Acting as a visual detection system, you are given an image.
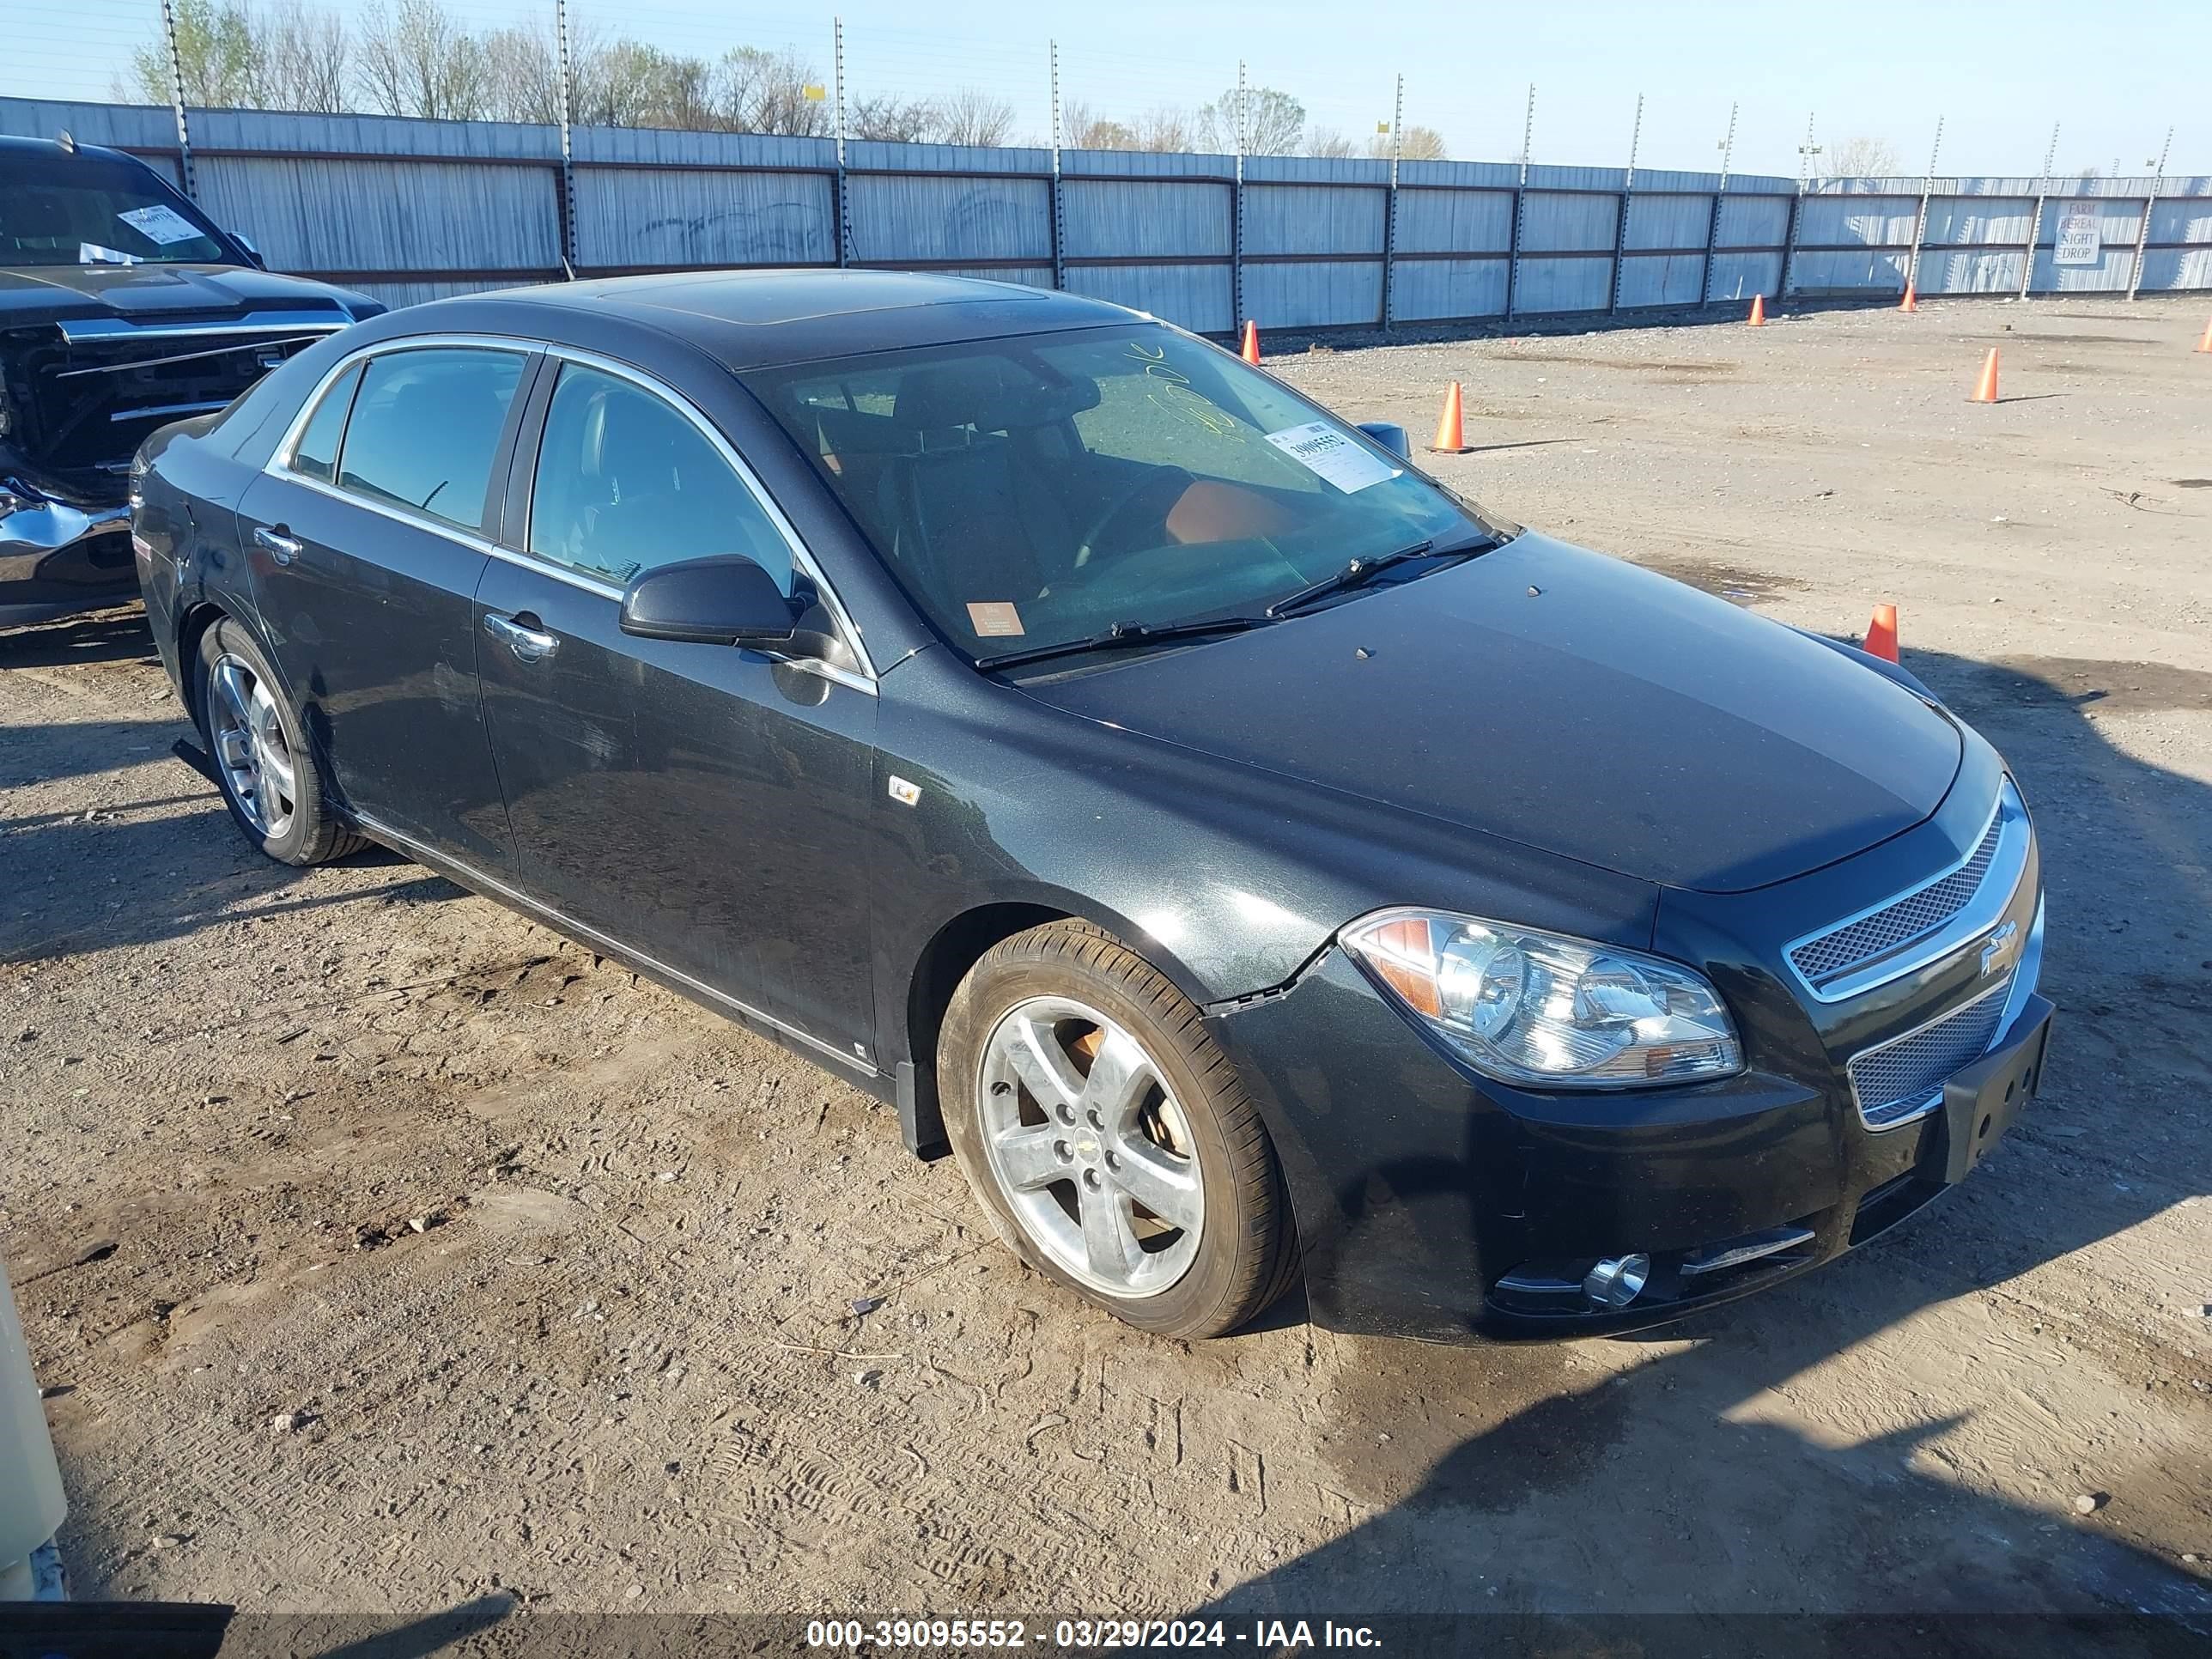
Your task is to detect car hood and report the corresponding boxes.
[1016,533,1963,895]
[0,262,374,325]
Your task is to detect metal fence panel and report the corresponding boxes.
[846,172,1050,264]
[1512,254,1613,312]
[1063,263,1233,333]
[1922,198,2035,245]
[1794,195,1917,247]
[1617,252,1707,307]
[573,167,833,270]
[1920,250,2027,294]
[1391,258,1509,320]
[193,155,559,276]
[1243,259,1382,329]
[1243,185,1386,256]
[1395,189,1514,254]
[1624,193,1713,252]
[1061,180,1229,258]
[1518,192,1620,253]
[1714,194,1790,247]
[1708,251,1784,301]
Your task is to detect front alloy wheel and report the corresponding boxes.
[977,995,1205,1298]
[939,920,1297,1338]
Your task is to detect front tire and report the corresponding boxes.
[939,921,1297,1339]
[192,618,362,866]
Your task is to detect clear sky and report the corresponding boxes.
[5,0,2206,179]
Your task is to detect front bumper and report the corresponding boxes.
[0,486,136,626]
[1213,949,2052,1343]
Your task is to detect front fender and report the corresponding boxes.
[868,647,1659,1069]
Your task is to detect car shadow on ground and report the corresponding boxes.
[0,605,159,672]
[1194,643,2212,1645]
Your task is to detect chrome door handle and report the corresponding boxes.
[483,611,559,664]
[254,526,302,565]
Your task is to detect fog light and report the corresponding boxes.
[1583,1254,1650,1309]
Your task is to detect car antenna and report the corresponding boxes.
[56,129,76,154]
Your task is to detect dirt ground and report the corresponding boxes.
[3,294,2210,1636]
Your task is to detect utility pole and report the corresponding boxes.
[159,0,197,201]
[2129,125,2172,301]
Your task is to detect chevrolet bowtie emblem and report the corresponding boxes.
[1978,921,2020,977]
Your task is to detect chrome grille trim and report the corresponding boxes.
[1846,975,2013,1130]
[1785,780,2030,1002]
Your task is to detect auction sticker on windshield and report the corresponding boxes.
[1264,422,1400,494]
[118,204,203,246]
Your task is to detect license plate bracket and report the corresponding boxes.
[1937,994,2055,1184]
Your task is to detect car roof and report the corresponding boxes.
[387,270,1143,373]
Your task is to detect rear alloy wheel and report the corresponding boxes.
[192,618,363,866]
[940,921,1297,1338]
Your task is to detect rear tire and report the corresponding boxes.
[192,618,362,866]
[939,920,1297,1339]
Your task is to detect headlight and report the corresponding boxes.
[1340,908,1742,1088]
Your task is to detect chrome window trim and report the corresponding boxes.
[534,343,878,684]
[353,811,876,1079]
[262,331,878,696]
[1784,780,2031,1004]
[1845,974,2014,1132]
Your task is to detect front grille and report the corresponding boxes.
[1846,976,2011,1128]
[1790,805,2003,986]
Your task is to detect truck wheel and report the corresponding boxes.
[939,920,1297,1338]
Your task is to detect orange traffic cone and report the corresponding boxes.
[1899,281,1917,313]
[2196,316,2212,353]
[1864,603,1899,664]
[1747,294,1766,326]
[1429,382,1473,454]
[1240,319,1261,364]
[1970,348,2001,404]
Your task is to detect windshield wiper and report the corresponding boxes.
[975,614,1272,673]
[1265,536,1493,619]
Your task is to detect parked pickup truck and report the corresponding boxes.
[2,132,381,628]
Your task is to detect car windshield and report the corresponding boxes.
[0,149,232,267]
[743,325,1509,661]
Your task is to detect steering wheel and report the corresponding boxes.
[1072,467,1196,569]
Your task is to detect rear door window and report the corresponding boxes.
[337,347,526,532]
[289,361,362,485]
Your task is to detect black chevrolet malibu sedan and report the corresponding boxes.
[132,271,2051,1344]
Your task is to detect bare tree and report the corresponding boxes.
[247,0,349,112]
[1368,123,1446,161]
[1828,135,1903,178]
[1133,105,1198,153]
[1197,84,1303,155]
[481,20,565,125]
[935,88,1016,148]
[717,46,829,137]
[848,94,939,144]
[356,0,490,119]
[1304,126,1358,159]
